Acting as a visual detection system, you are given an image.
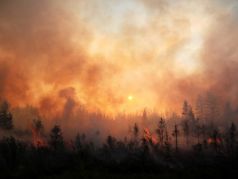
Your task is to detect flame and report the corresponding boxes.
[31,125,47,148]
[151,134,158,145]
[207,137,222,144]
[143,128,158,145]
[143,128,151,141]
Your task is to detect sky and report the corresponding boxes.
[0,0,238,118]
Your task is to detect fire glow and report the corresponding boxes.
[0,0,238,120]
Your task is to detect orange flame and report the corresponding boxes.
[207,137,222,144]
[143,128,158,145]
[31,125,47,148]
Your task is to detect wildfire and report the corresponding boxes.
[143,128,151,141]
[31,125,47,148]
[207,138,222,144]
[143,128,158,145]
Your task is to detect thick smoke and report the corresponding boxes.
[201,13,238,106]
[0,0,238,137]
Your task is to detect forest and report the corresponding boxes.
[0,93,238,179]
[1,0,238,178]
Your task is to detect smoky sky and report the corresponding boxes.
[0,0,238,119]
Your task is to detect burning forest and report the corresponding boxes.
[0,0,238,178]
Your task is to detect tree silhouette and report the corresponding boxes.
[156,118,166,147]
[141,131,150,162]
[181,100,196,147]
[75,133,83,153]
[142,108,147,127]
[194,119,202,144]
[0,101,13,130]
[182,100,195,121]
[182,120,190,147]
[133,123,139,139]
[31,118,45,147]
[172,124,179,152]
[210,129,221,153]
[49,125,64,150]
[164,128,171,157]
[200,124,207,147]
[106,135,116,151]
[130,123,139,149]
[33,119,44,132]
[0,136,17,168]
[225,122,236,154]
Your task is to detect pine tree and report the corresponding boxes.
[226,123,236,154]
[33,119,44,135]
[182,120,190,147]
[156,118,166,147]
[210,129,221,153]
[0,101,13,130]
[49,125,64,150]
[181,100,195,147]
[182,100,189,120]
[133,123,139,147]
[142,108,147,127]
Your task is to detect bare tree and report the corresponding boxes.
[156,118,166,147]
[133,123,139,148]
[182,120,190,147]
[172,124,179,152]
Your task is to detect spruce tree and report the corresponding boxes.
[0,101,13,130]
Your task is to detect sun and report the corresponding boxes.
[127,95,134,101]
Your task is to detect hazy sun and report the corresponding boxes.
[128,95,134,101]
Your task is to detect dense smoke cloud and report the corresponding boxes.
[0,0,238,133]
[201,12,238,106]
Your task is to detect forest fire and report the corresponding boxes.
[151,134,158,145]
[143,128,151,141]
[207,137,222,145]
[0,0,238,178]
[0,0,238,118]
[143,128,158,145]
[31,126,47,148]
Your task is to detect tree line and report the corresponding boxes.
[0,98,238,178]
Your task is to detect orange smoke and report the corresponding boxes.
[0,0,238,124]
